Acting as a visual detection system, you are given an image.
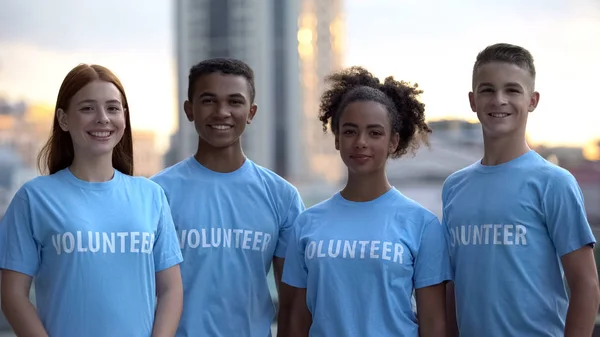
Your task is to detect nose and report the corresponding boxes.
[490,91,508,107]
[355,132,368,149]
[96,107,110,124]
[215,103,232,118]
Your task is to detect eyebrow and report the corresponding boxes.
[478,82,524,89]
[77,99,121,105]
[341,122,385,128]
[198,92,247,100]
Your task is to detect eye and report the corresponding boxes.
[370,131,383,137]
[342,129,355,135]
[201,99,216,104]
[479,88,493,93]
[507,88,521,94]
[230,99,243,105]
[80,106,93,112]
[107,106,121,113]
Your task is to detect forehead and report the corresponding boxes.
[474,62,533,88]
[193,72,251,98]
[71,80,122,103]
[340,101,389,126]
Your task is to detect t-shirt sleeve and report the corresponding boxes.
[414,216,453,289]
[153,188,183,272]
[441,211,456,277]
[275,190,305,258]
[282,216,308,288]
[0,189,40,277]
[544,172,595,257]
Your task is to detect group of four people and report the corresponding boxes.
[0,42,598,337]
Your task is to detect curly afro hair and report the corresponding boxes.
[318,66,431,158]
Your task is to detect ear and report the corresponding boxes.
[246,103,258,125]
[184,100,194,122]
[57,108,69,131]
[528,91,540,112]
[468,92,476,113]
[389,132,400,155]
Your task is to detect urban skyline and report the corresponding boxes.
[0,0,598,152]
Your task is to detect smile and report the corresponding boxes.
[488,113,511,118]
[87,131,113,139]
[209,124,233,130]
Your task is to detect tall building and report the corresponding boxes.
[172,0,300,178]
[297,0,345,183]
[171,1,345,184]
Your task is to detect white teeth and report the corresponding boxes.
[490,113,508,118]
[89,131,111,137]
[211,125,232,130]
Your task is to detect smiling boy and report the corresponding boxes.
[151,58,305,337]
[443,43,600,337]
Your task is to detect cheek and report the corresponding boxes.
[111,114,127,130]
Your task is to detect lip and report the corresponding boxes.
[207,124,234,130]
[487,112,512,118]
[86,130,114,138]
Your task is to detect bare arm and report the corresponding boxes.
[416,283,447,337]
[562,245,600,337]
[274,257,296,337]
[445,281,459,337]
[1,270,48,337]
[289,287,311,337]
[151,265,183,337]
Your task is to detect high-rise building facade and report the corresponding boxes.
[297,0,345,183]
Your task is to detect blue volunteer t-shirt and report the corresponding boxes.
[442,150,596,337]
[282,188,451,337]
[0,168,183,337]
[151,157,305,337]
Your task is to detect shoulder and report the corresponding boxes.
[442,162,478,196]
[291,196,336,230]
[150,158,191,188]
[247,160,301,200]
[15,171,70,200]
[390,190,439,226]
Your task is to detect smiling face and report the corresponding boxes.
[469,62,540,139]
[57,80,126,158]
[336,101,399,175]
[184,72,257,150]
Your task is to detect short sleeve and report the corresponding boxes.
[0,190,40,277]
[441,211,456,275]
[274,190,305,258]
[153,189,183,272]
[414,217,453,289]
[282,216,308,288]
[544,172,595,257]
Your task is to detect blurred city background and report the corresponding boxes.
[0,0,599,335]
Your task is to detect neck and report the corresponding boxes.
[341,169,391,202]
[482,131,530,166]
[69,152,115,182]
[194,138,246,173]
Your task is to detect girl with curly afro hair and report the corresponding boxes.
[282,66,451,336]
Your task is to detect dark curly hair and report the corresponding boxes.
[188,58,255,102]
[319,66,431,158]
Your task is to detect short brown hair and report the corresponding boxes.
[472,43,536,87]
[37,64,134,175]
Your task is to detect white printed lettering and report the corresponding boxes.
[305,240,406,264]
[449,224,528,247]
[177,228,274,252]
[52,231,155,255]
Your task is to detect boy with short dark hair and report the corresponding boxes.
[443,43,600,337]
[152,58,305,337]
